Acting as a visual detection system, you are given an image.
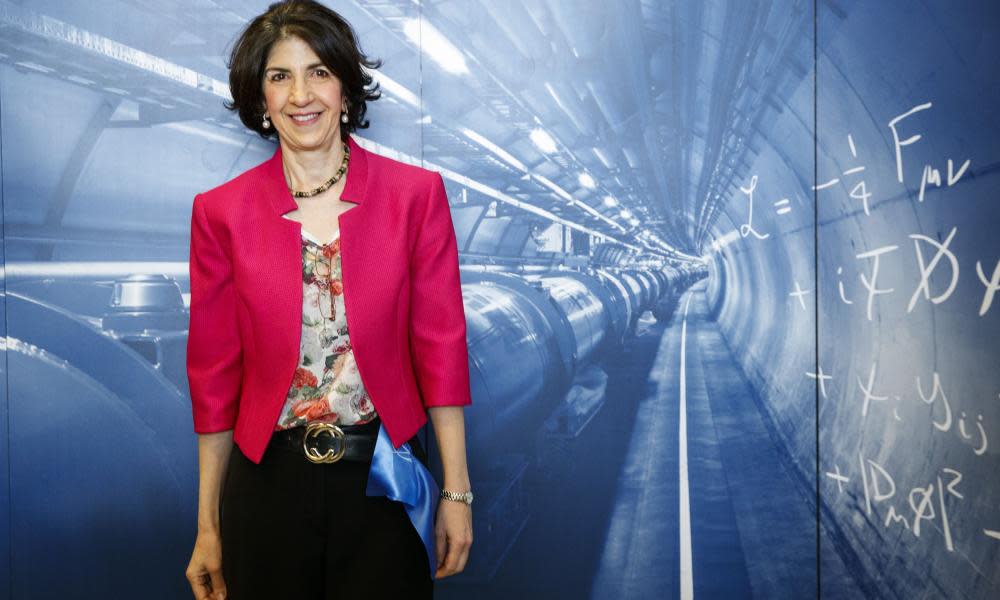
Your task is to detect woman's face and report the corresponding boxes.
[262,35,346,153]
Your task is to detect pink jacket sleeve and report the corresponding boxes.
[187,193,243,432]
[408,172,473,409]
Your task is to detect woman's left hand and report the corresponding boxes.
[434,498,473,579]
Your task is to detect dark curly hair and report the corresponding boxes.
[224,0,382,142]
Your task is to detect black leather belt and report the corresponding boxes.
[271,418,380,463]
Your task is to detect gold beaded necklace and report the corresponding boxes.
[289,142,350,198]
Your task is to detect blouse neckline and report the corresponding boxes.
[282,214,340,246]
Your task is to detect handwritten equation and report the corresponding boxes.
[734,102,999,319]
[736,100,1000,564]
[738,101,972,228]
[806,366,991,457]
[783,225,999,319]
[824,458,974,552]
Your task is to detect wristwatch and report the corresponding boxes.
[440,488,474,505]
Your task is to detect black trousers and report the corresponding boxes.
[220,422,434,599]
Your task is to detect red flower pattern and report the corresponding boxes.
[291,367,318,389]
[274,228,377,430]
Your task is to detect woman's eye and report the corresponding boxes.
[268,72,286,82]
[314,69,329,77]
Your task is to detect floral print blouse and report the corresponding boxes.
[274,217,378,430]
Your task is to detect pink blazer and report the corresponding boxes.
[186,134,472,464]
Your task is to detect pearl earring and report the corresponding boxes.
[341,110,349,124]
[262,113,270,129]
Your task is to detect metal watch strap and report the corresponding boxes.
[440,489,474,505]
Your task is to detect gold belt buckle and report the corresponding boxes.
[303,422,346,463]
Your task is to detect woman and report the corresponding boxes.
[184,1,473,598]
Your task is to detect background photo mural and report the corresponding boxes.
[0,0,996,598]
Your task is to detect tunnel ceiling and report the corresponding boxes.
[1,0,812,260]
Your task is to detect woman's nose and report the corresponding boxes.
[289,78,311,104]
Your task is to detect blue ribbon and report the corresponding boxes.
[365,423,439,578]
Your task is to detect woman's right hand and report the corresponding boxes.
[188,431,235,598]
[186,529,227,600]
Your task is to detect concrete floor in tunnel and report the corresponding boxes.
[439,280,862,599]
[589,280,859,599]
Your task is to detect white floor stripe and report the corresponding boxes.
[679,292,695,600]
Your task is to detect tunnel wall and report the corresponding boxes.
[709,1,1000,598]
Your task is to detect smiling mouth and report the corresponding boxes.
[290,112,321,123]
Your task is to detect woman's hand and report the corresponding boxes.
[426,406,472,578]
[186,529,227,600]
[434,499,473,579]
